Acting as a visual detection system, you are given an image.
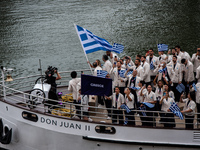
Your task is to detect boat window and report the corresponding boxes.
[95,125,116,134]
[22,111,38,122]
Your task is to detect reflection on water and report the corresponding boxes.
[0,0,200,77]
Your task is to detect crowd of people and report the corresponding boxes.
[68,45,200,129]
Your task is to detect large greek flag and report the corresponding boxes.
[75,25,124,54]
[157,44,168,52]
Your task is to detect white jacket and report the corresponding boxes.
[110,67,127,87]
[68,78,81,100]
[191,53,200,73]
[110,93,125,108]
[102,60,112,73]
[146,55,159,76]
[196,66,200,82]
[126,75,142,88]
[182,61,194,82]
[169,62,182,83]
[93,66,102,76]
[141,61,151,82]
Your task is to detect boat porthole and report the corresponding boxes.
[95,125,116,134]
[22,111,38,122]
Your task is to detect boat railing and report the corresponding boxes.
[0,83,199,129]
[0,70,200,129]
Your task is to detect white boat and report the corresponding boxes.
[0,67,200,150]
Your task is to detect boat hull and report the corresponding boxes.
[0,101,200,150]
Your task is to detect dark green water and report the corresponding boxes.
[0,0,200,77]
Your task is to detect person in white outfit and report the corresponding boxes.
[146,48,159,83]
[191,48,200,81]
[180,92,196,129]
[105,87,125,124]
[141,56,151,86]
[106,51,119,65]
[110,61,127,95]
[181,58,194,96]
[77,89,92,122]
[159,91,175,127]
[124,87,135,125]
[68,71,81,117]
[93,62,102,76]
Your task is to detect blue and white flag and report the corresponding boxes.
[97,70,108,78]
[127,70,133,76]
[120,104,131,113]
[112,43,124,54]
[75,25,124,54]
[119,70,126,78]
[176,83,185,93]
[169,102,184,120]
[150,61,154,70]
[157,44,168,52]
[139,106,147,116]
[131,87,140,90]
[158,67,167,73]
[192,83,197,92]
[143,102,154,108]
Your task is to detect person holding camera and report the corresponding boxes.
[45,66,61,110]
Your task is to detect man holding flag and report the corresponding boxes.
[110,61,127,95]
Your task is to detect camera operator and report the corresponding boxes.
[45,66,61,110]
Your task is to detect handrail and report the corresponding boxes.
[0,69,199,129]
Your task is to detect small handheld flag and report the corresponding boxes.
[157,44,168,52]
[150,61,154,70]
[120,104,131,113]
[192,83,197,92]
[169,102,184,120]
[97,70,108,78]
[176,83,185,93]
[143,102,154,108]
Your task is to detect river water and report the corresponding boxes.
[0,0,200,78]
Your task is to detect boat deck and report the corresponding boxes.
[2,85,199,129]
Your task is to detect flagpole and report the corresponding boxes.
[74,24,93,74]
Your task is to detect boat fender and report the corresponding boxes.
[0,119,12,144]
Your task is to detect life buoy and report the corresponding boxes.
[0,119,12,144]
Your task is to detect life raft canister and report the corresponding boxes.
[0,119,12,144]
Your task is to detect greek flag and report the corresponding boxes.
[112,43,124,54]
[158,67,167,73]
[169,102,184,120]
[119,70,126,78]
[176,83,185,93]
[75,25,124,54]
[120,104,131,113]
[158,44,168,52]
[192,83,197,92]
[139,106,147,116]
[150,61,154,70]
[143,102,154,108]
[131,87,140,90]
[124,117,128,125]
[97,70,108,78]
[127,70,133,76]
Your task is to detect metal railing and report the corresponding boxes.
[0,70,200,129]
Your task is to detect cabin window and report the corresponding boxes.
[22,111,38,122]
[95,125,116,134]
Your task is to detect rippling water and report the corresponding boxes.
[0,0,200,77]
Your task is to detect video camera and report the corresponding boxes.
[45,66,58,76]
